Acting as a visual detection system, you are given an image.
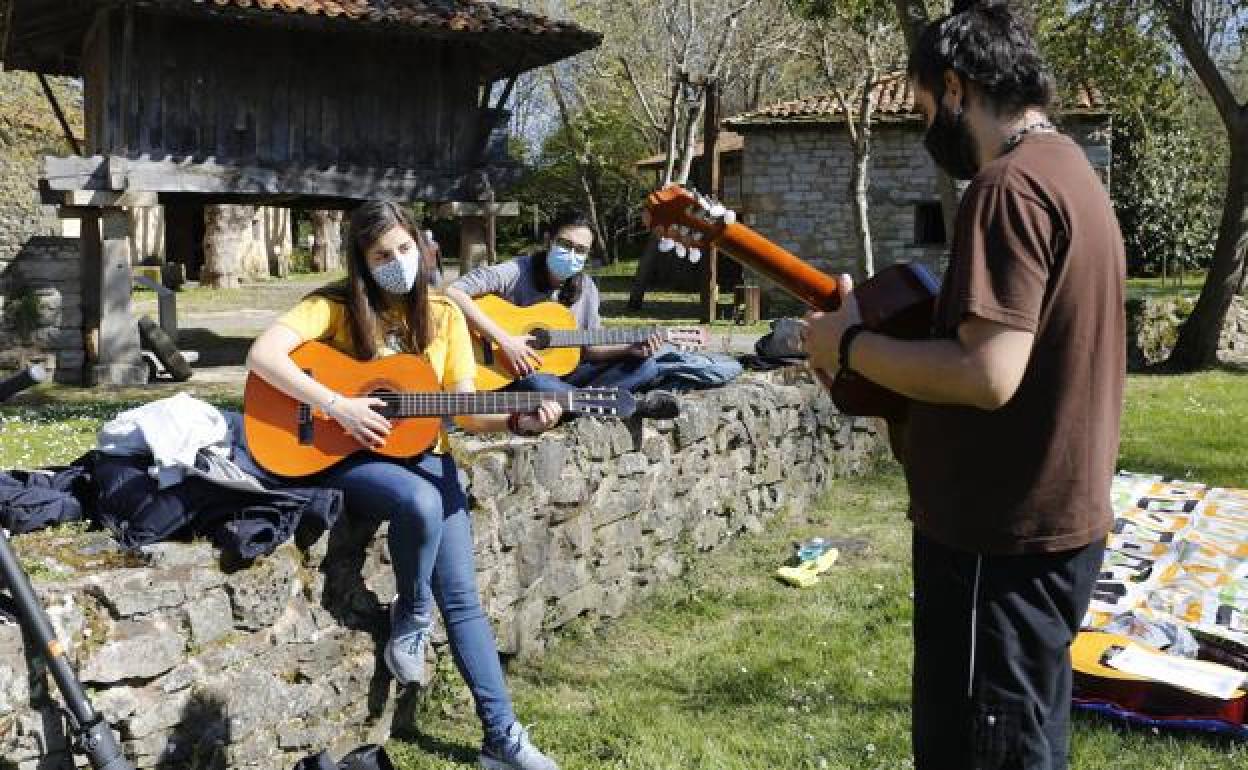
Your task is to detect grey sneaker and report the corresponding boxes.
[479,722,559,770]
[385,599,431,687]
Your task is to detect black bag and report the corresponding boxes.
[292,744,394,770]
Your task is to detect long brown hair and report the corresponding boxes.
[313,201,433,360]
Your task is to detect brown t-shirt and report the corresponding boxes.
[905,132,1126,555]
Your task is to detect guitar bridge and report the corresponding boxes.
[298,367,315,445]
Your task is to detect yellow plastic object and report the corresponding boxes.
[775,548,839,587]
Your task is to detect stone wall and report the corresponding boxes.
[1127,294,1248,369]
[0,372,888,770]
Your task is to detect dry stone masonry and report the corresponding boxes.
[0,371,888,770]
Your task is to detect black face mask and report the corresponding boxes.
[923,101,979,181]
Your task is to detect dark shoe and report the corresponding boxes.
[634,390,681,419]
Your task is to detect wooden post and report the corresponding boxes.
[81,209,147,385]
[699,79,721,324]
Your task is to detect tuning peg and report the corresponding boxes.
[688,247,702,263]
[722,209,737,225]
[707,199,726,218]
[657,237,676,252]
[674,242,687,258]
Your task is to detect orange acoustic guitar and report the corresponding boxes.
[643,185,938,422]
[244,341,633,478]
[471,294,708,391]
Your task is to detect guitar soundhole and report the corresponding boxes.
[369,389,401,419]
[529,327,551,350]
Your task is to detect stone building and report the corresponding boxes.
[723,73,1111,311]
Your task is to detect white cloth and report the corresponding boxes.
[97,393,232,488]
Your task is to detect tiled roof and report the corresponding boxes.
[726,71,1107,128]
[170,0,600,42]
[1,0,601,77]
[635,131,744,170]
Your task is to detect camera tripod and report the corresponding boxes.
[0,525,135,769]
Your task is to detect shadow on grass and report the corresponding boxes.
[1129,359,1248,377]
[390,724,480,766]
[175,327,257,368]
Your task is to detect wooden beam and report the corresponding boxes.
[42,154,522,202]
[700,79,721,324]
[435,201,521,218]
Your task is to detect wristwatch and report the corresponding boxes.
[839,324,867,372]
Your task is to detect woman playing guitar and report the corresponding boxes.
[246,201,561,770]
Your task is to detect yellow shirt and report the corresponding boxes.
[277,292,477,454]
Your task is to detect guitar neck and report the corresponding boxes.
[358,391,572,417]
[543,327,660,347]
[711,223,843,312]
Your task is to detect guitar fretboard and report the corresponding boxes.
[543,328,661,347]
[340,391,575,417]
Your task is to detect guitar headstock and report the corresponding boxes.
[642,185,738,264]
[661,326,710,350]
[567,387,636,419]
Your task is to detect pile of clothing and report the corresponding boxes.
[0,394,341,561]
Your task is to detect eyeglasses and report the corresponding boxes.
[554,236,591,257]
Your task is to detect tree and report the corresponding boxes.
[1156,0,1248,369]
[200,205,254,289]
[794,0,907,278]
[310,210,344,273]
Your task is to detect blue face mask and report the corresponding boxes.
[370,248,422,295]
[547,243,587,282]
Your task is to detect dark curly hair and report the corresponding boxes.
[907,0,1055,115]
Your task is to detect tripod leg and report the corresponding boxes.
[0,531,135,770]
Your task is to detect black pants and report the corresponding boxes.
[911,529,1104,770]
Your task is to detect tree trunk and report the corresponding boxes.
[311,210,344,273]
[200,204,254,289]
[1166,133,1248,370]
[850,141,875,278]
[892,0,960,239]
[627,237,661,310]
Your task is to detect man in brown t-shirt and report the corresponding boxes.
[803,2,1125,769]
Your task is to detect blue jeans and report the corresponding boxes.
[508,355,659,393]
[320,451,515,744]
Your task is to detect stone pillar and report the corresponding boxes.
[459,215,489,273]
[81,208,148,385]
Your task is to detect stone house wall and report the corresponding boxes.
[0,372,888,770]
[735,115,1112,313]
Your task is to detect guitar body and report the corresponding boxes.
[244,342,442,478]
[472,295,581,391]
[1072,631,1248,727]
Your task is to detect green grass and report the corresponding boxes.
[1126,272,1206,301]
[592,258,772,335]
[131,270,345,315]
[384,370,1248,769]
[1118,370,1248,488]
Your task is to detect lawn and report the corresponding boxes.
[1126,271,1207,301]
[384,371,1248,770]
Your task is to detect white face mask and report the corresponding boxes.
[370,248,422,294]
